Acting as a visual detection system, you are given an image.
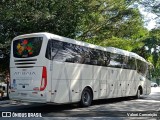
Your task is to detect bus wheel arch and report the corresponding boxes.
[138,86,143,95]
[80,86,93,107]
[135,85,143,99]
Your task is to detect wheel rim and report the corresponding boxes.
[82,91,90,104]
[137,90,140,98]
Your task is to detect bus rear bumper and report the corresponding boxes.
[9,91,47,103]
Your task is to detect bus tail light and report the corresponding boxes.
[33,87,39,91]
[40,66,47,91]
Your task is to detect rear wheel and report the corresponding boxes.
[80,88,93,107]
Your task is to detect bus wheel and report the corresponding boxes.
[135,89,140,99]
[80,88,93,107]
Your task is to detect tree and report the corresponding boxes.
[143,29,160,66]
[0,0,150,74]
[0,0,147,45]
[76,0,147,43]
[134,28,160,78]
[0,0,83,73]
[0,0,82,44]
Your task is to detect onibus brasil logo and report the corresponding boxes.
[1,112,42,117]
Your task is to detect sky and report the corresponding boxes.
[132,2,158,30]
[138,5,157,30]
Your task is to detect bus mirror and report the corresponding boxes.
[140,77,145,81]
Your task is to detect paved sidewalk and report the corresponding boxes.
[0,100,10,105]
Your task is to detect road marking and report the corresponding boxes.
[136,99,160,103]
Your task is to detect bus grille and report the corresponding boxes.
[14,59,37,68]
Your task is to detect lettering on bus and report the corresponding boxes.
[14,72,36,76]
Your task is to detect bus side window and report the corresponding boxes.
[45,40,52,60]
[73,45,84,63]
[128,57,136,70]
[108,53,123,68]
[81,47,91,64]
[136,59,147,76]
[90,49,98,65]
[124,57,136,70]
[137,59,142,73]
[64,43,80,63]
[97,50,107,66]
[45,39,64,61]
[104,52,110,66]
[123,56,128,69]
[76,45,85,64]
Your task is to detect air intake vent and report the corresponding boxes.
[14,59,37,68]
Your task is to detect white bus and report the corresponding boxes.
[10,32,152,107]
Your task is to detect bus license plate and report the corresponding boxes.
[20,93,27,96]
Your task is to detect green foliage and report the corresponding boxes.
[76,0,146,41]
[0,0,82,44]
[99,36,144,51]
[0,0,146,45]
[0,0,159,79]
[143,29,160,66]
[0,0,83,73]
[135,28,160,78]
[0,53,9,75]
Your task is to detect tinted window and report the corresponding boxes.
[108,53,124,68]
[13,37,42,58]
[46,40,84,63]
[137,59,147,75]
[78,46,91,64]
[127,57,136,70]
[45,40,52,60]
[146,65,152,80]
[90,49,99,65]
[123,56,136,70]
[63,42,80,63]
[50,40,68,62]
[104,52,111,66]
[46,39,139,70]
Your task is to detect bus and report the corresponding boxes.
[10,32,152,107]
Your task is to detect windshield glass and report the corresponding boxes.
[13,37,43,58]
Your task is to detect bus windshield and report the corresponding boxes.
[13,37,43,58]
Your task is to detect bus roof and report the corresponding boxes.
[13,32,148,63]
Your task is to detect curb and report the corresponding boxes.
[0,100,10,105]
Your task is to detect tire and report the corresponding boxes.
[80,88,93,107]
[135,89,140,99]
[154,84,157,87]
[0,92,2,100]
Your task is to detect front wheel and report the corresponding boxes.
[80,88,93,107]
[154,84,157,87]
[135,89,140,99]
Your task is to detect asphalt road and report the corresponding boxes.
[0,87,160,120]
